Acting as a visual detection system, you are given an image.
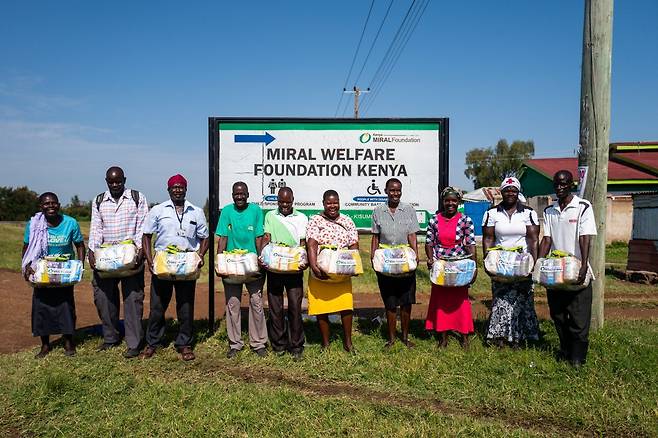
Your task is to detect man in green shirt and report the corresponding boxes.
[216,182,267,358]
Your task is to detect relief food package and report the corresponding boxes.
[316,246,363,282]
[372,245,417,276]
[153,246,202,281]
[215,250,260,284]
[260,243,307,273]
[532,251,590,291]
[430,258,476,287]
[95,240,141,278]
[484,247,534,282]
[30,256,83,288]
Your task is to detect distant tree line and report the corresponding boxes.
[0,186,92,221]
[464,139,535,188]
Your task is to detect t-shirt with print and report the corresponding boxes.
[216,203,264,253]
[264,209,308,247]
[24,214,84,257]
[482,202,539,251]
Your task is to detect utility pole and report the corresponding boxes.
[343,86,370,118]
[578,0,613,331]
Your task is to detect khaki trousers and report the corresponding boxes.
[223,276,267,350]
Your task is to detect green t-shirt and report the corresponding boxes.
[216,203,264,253]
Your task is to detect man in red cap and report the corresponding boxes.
[89,166,149,359]
[139,174,209,361]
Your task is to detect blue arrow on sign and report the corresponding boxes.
[234,132,275,146]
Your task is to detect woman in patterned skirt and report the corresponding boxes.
[306,190,359,353]
[482,177,540,347]
[425,187,477,349]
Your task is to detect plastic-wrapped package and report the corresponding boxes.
[533,252,590,290]
[95,241,140,278]
[30,257,83,287]
[430,258,476,287]
[215,250,260,284]
[260,243,307,273]
[316,247,363,282]
[153,248,201,281]
[372,245,417,276]
[484,248,534,282]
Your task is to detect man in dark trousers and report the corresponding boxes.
[88,166,149,358]
[539,170,597,367]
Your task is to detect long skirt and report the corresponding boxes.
[486,280,539,342]
[32,286,76,336]
[307,275,353,315]
[425,284,474,334]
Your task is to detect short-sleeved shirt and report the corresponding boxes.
[543,195,597,259]
[143,200,209,251]
[482,202,539,251]
[371,202,420,246]
[263,209,308,247]
[215,203,264,253]
[24,214,84,257]
[426,212,476,259]
[306,213,358,250]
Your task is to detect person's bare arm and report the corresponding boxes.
[217,236,228,254]
[538,236,552,259]
[21,243,33,281]
[75,241,86,270]
[407,233,418,261]
[425,242,433,269]
[526,225,540,262]
[577,235,592,284]
[307,238,328,279]
[370,233,380,266]
[465,244,478,284]
[197,237,209,268]
[142,234,154,272]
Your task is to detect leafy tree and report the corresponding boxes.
[62,195,92,221]
[464,139,535,188]
[0,186,39,220]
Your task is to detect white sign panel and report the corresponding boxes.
[217,121,443,229]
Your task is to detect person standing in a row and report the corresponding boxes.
[370,178,419,348]
[140,174,209,361]
[22,192,85,358]
[217,182,268,359]
[482,177,540,347]
[262,187,308,360]
[539,170,597,367]
[88,166,149,358]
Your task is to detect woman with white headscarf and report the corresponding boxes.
[482,177,540,347]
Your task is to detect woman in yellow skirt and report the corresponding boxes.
[306,190,359,352]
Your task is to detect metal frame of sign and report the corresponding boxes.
[206,117,449,331]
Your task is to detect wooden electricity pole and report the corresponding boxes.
[343,86,370,118]
[578,0,614,331]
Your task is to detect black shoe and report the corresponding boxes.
[273,349,286,357]
[254,348,268,358]
[226,348,240,359]
[97,342,120,352]
[292,351,303,362]
[123,348,141,359]
[35,345,50,359]
[569,360,585,369]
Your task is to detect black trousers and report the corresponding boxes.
[267,272,305,353]
[145,276,196,349]
[547,283,592,363]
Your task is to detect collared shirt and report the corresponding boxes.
[143,199,209,251]
[371,202,420,246]
[264,209,308,247]
[543,195,597,259]
[88,189,149,250]
[482,202,539,251]
[215,203,264,253]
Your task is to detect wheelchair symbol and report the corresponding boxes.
[366,180,381,195]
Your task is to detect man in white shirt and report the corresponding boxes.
[539,170,597,367]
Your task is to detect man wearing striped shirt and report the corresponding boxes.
[88,166,149,358]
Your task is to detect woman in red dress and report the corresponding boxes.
[425,187,478,348]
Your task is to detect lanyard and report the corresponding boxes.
[175,207,185,229]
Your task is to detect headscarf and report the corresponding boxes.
[168,174,188,188]
[21,212,49,276]
[441,186,463,201]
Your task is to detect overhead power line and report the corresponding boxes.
[333,0,375,118]
[352,0,395,86]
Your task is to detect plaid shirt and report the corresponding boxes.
[426,211,476,259]
[88,189,149,250]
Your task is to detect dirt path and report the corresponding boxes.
[1,271,656,354]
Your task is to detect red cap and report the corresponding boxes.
[168,174,187,188]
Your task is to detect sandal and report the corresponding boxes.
[179,346,195,361]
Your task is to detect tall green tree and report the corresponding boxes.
[464,139,535,188]
[0,186,40,221]
[62,195,92,221]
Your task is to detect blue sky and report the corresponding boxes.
[1,0,656,206]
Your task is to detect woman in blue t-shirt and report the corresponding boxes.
[22,192,85,358]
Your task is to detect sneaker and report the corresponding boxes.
[254,348,267,358]
[97,342,120,352]
[226,348,240,359]
[123,348,141,359]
